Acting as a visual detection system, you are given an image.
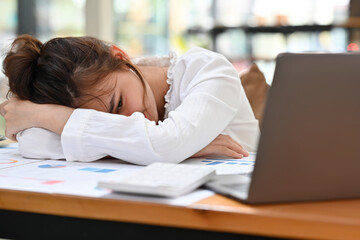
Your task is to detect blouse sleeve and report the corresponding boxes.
[17,127,65,159]
[60,49,244,165]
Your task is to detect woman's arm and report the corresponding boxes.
[0,99,71,159]
[17,127,65,159]
[0,49,257,164]
[0,98,73,140]
[192,134,248,159]
[0,98,247,161]
[59,48,257,164]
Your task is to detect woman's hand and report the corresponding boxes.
[0,98,41,141]
[192,134,249,159]
[0,98,74,141]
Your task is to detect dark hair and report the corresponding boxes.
[2,34,144,108]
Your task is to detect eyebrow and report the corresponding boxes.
[108,93,115,113]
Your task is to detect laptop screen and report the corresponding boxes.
[247,53,360,203]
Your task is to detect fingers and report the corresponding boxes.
[0,101,7,116]
[5,129,17,142]
[193,144,244,159]
[192,134,250,159]
[0,98,18,116]
[212,134,249,157]
[211,145,245,159]
[1,98,21,141]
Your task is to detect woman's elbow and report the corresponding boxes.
[17,128,65,159]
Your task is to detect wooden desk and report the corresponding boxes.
[1,189,360,240]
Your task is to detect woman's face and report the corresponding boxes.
[80,70,159,122]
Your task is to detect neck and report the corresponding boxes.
[138,66,169,120]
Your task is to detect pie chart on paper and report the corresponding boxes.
[0,159,18,164]
[38,164,67,169]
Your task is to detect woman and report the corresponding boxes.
[0,34,259,165]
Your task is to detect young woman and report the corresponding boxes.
[0,34,259,165]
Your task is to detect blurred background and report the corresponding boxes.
[0,0,360,133]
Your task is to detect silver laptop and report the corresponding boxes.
[206,52,360,204]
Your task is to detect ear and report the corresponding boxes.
[110,45,130,62]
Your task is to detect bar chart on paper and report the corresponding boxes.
[0,144,217,205]
[183,153,256,175]
[0,144,142,196]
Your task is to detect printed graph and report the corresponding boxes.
[0,174,64,185]
[38,164,67,169]
[202,158,255,166]
[0,159,18,164]
[79,167,117,173]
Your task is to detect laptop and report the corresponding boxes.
[206,52,360,204]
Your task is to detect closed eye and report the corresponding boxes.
[117,97,123,111]
[108,94,115,113]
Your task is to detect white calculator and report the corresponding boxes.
[98,162,215,197]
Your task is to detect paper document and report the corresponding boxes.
[0,144,213,205]
[183,152,256,175]
[0,143,43,169]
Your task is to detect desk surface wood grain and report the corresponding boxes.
[1,189,360,240]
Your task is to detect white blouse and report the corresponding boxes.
[17,47,260,165]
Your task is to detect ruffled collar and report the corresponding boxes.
[163,51,177,119]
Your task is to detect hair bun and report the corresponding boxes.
[2,34,43,99]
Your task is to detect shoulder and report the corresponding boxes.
[177,47,239,79]
[167,47,241,106]
[171,47,239,79]
[172,47,240,88]
[178,47,230,66]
